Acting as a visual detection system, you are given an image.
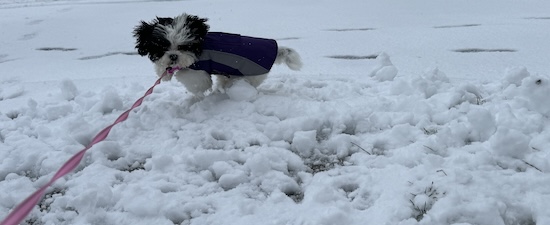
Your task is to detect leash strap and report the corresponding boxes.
[0,67,180,225]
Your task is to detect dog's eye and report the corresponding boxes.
[152,39,170,51]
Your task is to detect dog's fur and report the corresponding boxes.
[133,13,302,96]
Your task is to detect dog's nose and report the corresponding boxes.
[169,54,178,61]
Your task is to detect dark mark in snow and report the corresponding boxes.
[0,58,16,64]
[325,28,375,32]
[0,54,16,64]
[326,55,378,60]
[57,7,72,12]
[453,48,517,53]
[26,19,44,25]
[20,32,38,40]
[434,24,481,29]
[525,17,550,20]
[5,111,20,120]
[78,51,139,60]
[36,47,77,51]
[276,37,301,40]
[1,0,190,9]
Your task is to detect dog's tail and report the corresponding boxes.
[275,47,303,71]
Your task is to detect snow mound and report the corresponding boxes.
[225,79,258,101]
[369,52,398,81]
[60,79,79,101]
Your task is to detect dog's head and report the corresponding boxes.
[133,13,209,72]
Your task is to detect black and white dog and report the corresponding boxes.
[133,13,302,96]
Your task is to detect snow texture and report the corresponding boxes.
[1,0,550,224]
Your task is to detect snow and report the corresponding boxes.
[225,80,258,102]
[1,0,550,224]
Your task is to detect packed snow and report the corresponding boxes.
[1,0,550,224]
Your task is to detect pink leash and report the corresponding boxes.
[0,67,181,225]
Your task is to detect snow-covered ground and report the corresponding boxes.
[1,0,550,224]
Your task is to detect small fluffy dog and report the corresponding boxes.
[133,13,302,96]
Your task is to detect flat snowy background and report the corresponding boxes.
[1,0,550,224]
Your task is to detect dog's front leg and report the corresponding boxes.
[174,69,212,96]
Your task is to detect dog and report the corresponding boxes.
[133,13,303,96]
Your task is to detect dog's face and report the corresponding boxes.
[133,13,209,72]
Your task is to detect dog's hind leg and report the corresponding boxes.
[217,74,267,90]
[275,47,303,71]
[244,74,268,88]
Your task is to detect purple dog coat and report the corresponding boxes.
[189,32,278,76]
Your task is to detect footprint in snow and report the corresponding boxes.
[0,54,16,64]
[325,28,375,32]
[26,19,44,25]
[276,37,301,41]
[78,51,139,60]
[57,7,72,12]
[0,54,9,61]
[303,80,328,89]
[36,47,78,52]
[326,55,378,60]
[19,32,39,41]
[433,24,481,29]
[452,48,517,53]
[524,16,550,20]
[0,57,16,63]
[0,81,25,101]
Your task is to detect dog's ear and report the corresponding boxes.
[156,17,174,26]
[133,21,155,56]
[186,15,209,38]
